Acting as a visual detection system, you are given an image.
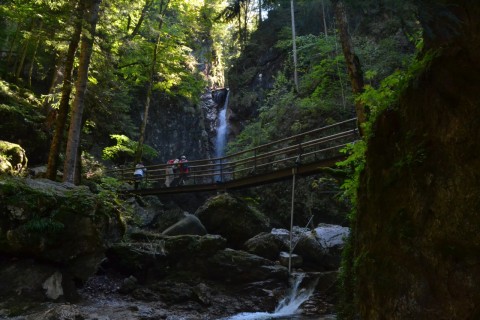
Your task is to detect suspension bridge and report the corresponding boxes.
[106,118,359,195]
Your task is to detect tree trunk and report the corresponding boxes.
[5,23,19,77]
[28,19,43,88]
[14,20,34,83]
[321,0,328,38]
[63,0,102,184]
[134,0,169,163]
[128,0,154,39]
[258,0,262,26]
[46,0,84,181]
[332,0,366,135]
[291,0,299,92]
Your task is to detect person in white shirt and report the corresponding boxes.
[133,162,146,190]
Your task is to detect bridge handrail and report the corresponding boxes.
[106,118,359,187]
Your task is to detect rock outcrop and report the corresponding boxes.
[0,177,125,304]
[353,2,480,318]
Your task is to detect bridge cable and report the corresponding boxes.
[288,155,301,275]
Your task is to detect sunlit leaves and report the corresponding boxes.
[102,134,158,162]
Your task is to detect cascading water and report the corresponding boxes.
[221,273,335,320]
[215,89,229,159]
[215,89,229,182]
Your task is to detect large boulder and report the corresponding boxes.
[105,233,227,282]
[0,97,49,166]
[195,193,270,248]
[162,213,207,236]
[126,195,165,229]
[245,225,349,271]
[0,140,27,175]
[243,232,287,260]
[204,248,289,283]
[0,177,125,302]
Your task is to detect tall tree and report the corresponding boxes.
[134,0,170,163]
[63,0,102,184]
[46,0,84,180]
[290,0,298,92]
[331,0,366,135]
[219,0,252,48]
[321,0,328,37]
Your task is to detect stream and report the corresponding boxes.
[221,273,336,320]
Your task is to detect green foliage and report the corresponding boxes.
[102,134,158,163]
[336,140,366,207]
[97,176,132,222]
[24,215,64,233]
[337,232,356,319]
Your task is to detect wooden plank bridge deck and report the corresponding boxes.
[106,118,359,195]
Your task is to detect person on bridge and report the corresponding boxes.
[165,158,178,187]
[133,162,146,190]
[178,155,189,186]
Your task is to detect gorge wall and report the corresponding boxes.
[132,88,228,164]
[354,1,480,318]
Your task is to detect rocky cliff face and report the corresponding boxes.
[136,88,227,164]
[354,2,480,318]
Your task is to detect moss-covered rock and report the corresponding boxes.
[195,193,270,248]
[0,177,125,302]
[0,140,27,175]
[0,81,49,165]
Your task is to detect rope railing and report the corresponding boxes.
[106,118,359,189]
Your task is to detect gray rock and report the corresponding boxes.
[243,232,286,260]
[279,251,303,268]
[42,271,63,300]
[162,213,207,236]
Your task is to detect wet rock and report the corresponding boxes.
[278,251,303,268]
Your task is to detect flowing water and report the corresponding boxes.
[220,273,336,320]
[215,90,230,159]
[215,90,229,182]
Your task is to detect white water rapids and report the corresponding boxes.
[221,273,335,320]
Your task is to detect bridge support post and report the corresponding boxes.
[288,167,297,275]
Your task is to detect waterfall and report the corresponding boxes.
[220,273,332,320]
[214,89,229,182]
[215,89,230,159]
